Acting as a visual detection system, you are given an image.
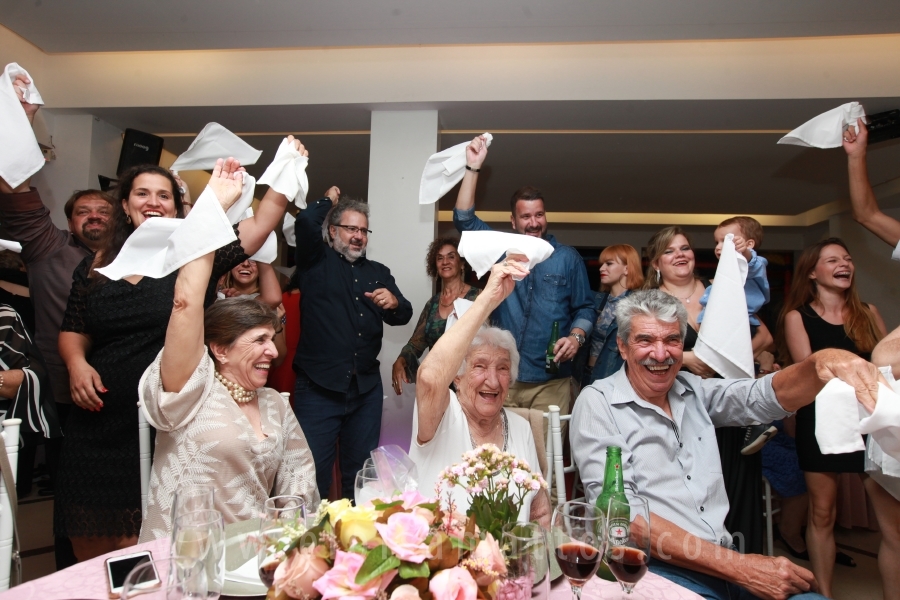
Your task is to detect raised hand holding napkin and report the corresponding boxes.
[457,230,553,278]
[694,233,755,379]
[169,123,262,172]
[778,102,866,149]
[419,133,492,205]
[0,63,45,188]
[258,136,309,208]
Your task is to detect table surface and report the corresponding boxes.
[0,539,701,600]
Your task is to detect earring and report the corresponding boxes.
[656,268,661,281]
[125,212,132,224]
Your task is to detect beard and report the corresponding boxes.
[80,221,107,242]
[332,236,366,262]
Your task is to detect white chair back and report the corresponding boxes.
[0,418,21,591]
[544,406,580,506]
[138,407,152,519]
[762,476,780,556]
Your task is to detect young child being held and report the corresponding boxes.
[698,216,776,455]
[697,216,770,335]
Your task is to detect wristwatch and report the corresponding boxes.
[569,332,586,347]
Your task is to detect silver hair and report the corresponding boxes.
[456,325,520,383]
[616,289,688,342]
[322,197,370,245]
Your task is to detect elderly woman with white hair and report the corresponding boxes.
[410,260,550,525]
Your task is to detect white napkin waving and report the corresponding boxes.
[282,212,296,247]
[0,63,45,188]
[445,298,475,331]
[224,173,257,224]
[693,234,754,378]
[0,240,22,253]
[419,133,493,205]
[457,230,553,278]
[169,123,262,172]
[258,138,309,208]
[814,378,868,454]
[96,185,237,280]
[778,102,866,149]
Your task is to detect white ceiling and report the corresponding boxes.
[3,0,900,53]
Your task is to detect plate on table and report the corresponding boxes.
[223,518,268,597]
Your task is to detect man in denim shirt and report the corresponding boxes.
[453,136,594,417]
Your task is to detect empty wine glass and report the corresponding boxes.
[604,493,650,596]
[550,501,606,600]
[354,460,385,506]
[120,556,207,599]
[171,510,225,599]
[502,522,550,600]
[257,495,306,589]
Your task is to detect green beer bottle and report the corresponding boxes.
[595,445,629,581]
[545,321,560,374]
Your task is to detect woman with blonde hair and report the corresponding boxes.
[583,244,644,385]
[777,237,899,598]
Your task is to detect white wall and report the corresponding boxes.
[366,111,439,452]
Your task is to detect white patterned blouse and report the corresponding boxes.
[137,350,319,542]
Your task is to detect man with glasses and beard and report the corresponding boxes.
[454,135,594,419]
[292,186,412,500]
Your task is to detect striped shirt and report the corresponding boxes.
[571,366,789,547]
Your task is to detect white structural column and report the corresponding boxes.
[366,110,439,451]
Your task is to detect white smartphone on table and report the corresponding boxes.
[105,550,157,598]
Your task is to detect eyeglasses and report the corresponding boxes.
[334,224,372,236]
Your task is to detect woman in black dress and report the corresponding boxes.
[644,226,775,555]
[56,148,300,561]
[777,237,899,597]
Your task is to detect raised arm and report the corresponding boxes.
[453,136,491,233]
[160,159,246,392]
[236,136,307,257]
[294,187,339,271]
[415,261,528,443]
[0,73,41,194]
[256,262,283,309]
[771,347,884,414]
[844,118,900,247]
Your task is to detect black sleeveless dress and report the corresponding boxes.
[54,233,248,538]
[795,304,867,473]
[683,323,764,555]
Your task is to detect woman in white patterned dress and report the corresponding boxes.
[137,161,318,542]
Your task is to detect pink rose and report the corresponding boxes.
[429,567,478,600]
[312,550,397,600]
[399,490,429,509]
[274,546,330,599]
[470,534,507,586]
[389,584,422,600]
[413,507,436,526]
[374,513,432,564]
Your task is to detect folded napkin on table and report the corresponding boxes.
[169,123,262,172]
[225,554,262,585]
[259,138,309,208]
[0,63,45,188]
[694,234,754,379]
[457,230,553,278]
[96,185,237,280]
[0,240,22,253]
[419,133,492,205]
[778,102,866,149]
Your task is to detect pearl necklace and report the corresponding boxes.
[214,370,256,404]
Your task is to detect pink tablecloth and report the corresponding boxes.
[0,539,167,600]
[550,572,702,600]
[4,540,701,600]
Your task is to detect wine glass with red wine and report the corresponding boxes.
[550,501,606,600]
[604,493,650,595]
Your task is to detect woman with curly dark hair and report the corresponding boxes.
[390,237,479,395]
[55,144,301,561]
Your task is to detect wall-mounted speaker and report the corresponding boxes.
[116,129,164,176]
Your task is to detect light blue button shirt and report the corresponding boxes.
[571,366,790,547]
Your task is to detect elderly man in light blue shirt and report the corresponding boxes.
[572,290,881,600]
